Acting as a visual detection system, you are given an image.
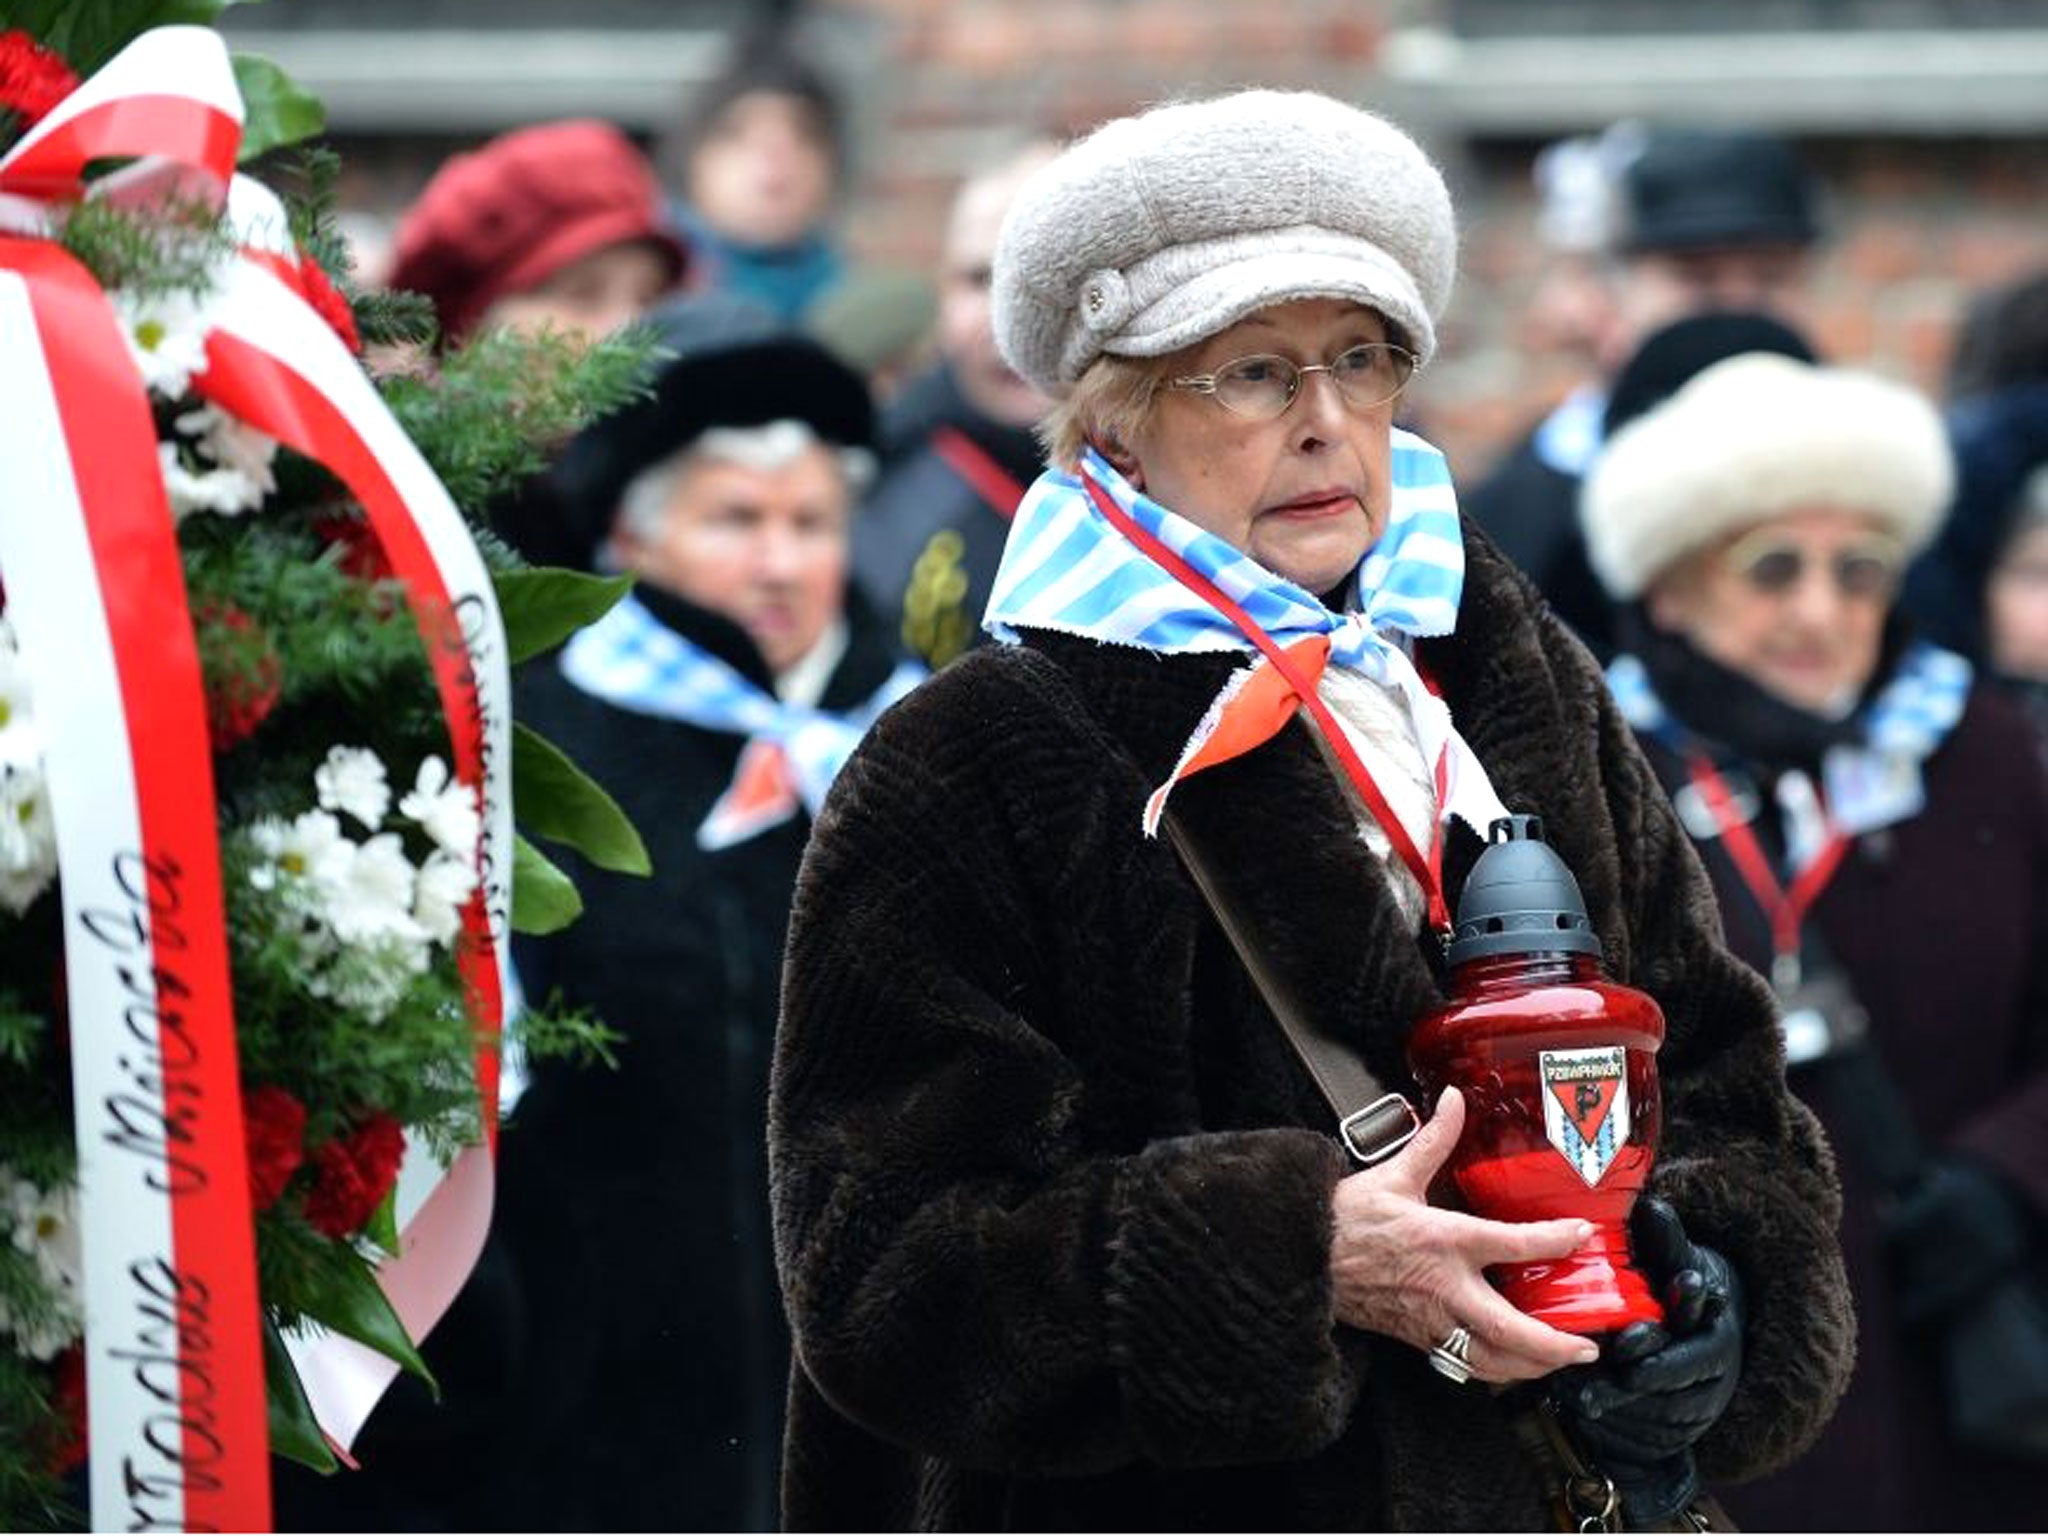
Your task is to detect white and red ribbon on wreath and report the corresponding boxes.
[0,26,511,1530]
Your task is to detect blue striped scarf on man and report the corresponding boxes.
[561,593,925,850]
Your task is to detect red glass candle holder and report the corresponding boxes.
[1408,819,1668,1336]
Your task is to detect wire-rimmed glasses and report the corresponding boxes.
[1167,341,1420,420]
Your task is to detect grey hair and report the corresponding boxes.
[616,419,875,541]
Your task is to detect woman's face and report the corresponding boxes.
[688,90,836,250]
[481,239,676,341]
[1987,520,2048,681]
[1116,298,1398,597]
[1646,507,1901,715]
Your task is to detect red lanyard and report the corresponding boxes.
[1080,474,1452,932]
[932,426,1028,522]
[1684,755,1851,988]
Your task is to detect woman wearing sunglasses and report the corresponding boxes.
[770,92,1853,1530]
[1584,344,2048,1531]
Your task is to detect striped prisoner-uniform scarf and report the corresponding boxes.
[561,593,925,850]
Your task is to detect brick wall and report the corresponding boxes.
[817,0,2048,482]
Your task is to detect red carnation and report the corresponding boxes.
[244,1085,307,1212]
[311,508,392,583]
[297,249,362,354]
[46,1344,86,1475]
[303,1112,406,1239]
[194,601,284,750]
[0,32,78,129]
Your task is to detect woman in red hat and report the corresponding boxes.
[387,118,688,345]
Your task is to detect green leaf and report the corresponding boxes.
[364,1184,401,1259]
[298,1247,438,1397]
[513,723,651,876]
[495,568,634,666]
[232,53,326,163]
[23,1,239,76]
[512,832,583,935]
[264,1316,339,1474]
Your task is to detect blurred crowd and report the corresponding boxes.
[276,28,2047,1534]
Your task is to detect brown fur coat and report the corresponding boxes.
[769,529,1854,1530]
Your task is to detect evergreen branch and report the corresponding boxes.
[383,325,657,517]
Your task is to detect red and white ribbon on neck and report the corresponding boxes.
[0,25,511,1525]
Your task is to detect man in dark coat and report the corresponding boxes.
[852,143,1056,668]
[1464,128,1823,659]
[492,332,921,1531]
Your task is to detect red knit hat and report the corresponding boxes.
[388,120,688,342]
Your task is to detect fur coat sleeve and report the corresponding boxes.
[771,644,1359,1478]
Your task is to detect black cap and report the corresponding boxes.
[1620,129,1821,254]
[1603,309,1817,441]
[1446,815,1602,967]
[550,293,875,562]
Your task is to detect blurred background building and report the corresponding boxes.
[226,0,2048,480]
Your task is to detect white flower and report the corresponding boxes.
[248,809,352,915]
[0,619,43,770]
[174,404,277,500]
[320,831,425,948]
[399,756,481,859]
[253,809,349,882]
[0,761,58,915]
[6,1176,83,1297]
[159,441,266,521]
[113,286,212,398]
[325,934,430,1022]
[315,746,391,830]
[412,849,478,947]
[4,1300,80,1361]
[0,1172,83,1360]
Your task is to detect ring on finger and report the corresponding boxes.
[1427,1324,1475,1385]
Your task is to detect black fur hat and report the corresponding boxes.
[1620,129,1821,254]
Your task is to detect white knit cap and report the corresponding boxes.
[1581,352,1954,600]
[991,90,1458,395]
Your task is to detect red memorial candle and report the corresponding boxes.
[1409,816,1667,1335]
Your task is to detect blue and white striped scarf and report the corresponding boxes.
[984,436,1506,835]
[561,593,925,850]
[1606,640,1973,846]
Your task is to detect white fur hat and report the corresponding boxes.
[990,90,1458,396]
[1581,352,1954,600]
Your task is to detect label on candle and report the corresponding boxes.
[1540,1046,1630,1186]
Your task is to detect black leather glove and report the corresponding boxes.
[1553,1198,1745,1526]
[1882,1155,2030,1326]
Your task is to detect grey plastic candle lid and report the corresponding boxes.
[1446,814,1603,966]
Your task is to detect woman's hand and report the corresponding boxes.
[1329,1086,1602,1382]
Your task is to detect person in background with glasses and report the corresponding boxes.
[769,91,1852,1532]
[1582,325,2048,1531]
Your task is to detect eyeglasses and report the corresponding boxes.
[1721,529,1904,600]
[1167,342,1420,421]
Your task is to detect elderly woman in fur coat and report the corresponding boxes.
[769,91,1853,1531]
[1582,341,2048,1531]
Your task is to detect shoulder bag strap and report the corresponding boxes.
[1161,809,1419,1165]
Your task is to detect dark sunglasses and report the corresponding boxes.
[1721,530,1903,600]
